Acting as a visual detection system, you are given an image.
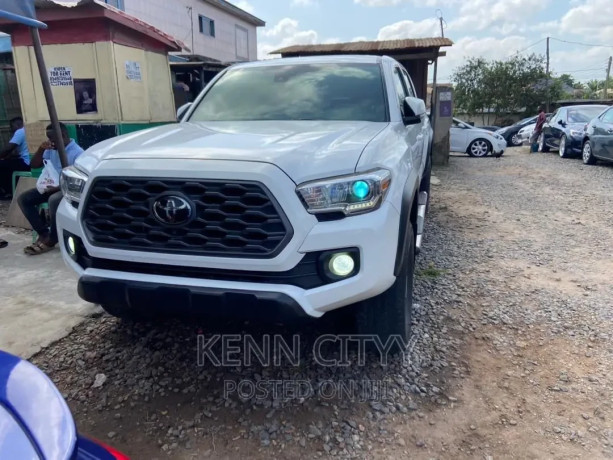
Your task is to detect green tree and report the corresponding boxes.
[452,54,548,123]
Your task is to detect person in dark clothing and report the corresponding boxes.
[0,117,30,198]
[18,122,83,255]
[530,105,547,147]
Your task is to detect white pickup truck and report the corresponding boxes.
[58,55,432,345]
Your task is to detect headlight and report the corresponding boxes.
[569,129,583,137]
[60,166,88,203]
[296,169,391,216]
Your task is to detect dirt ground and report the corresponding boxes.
[22,146,613,459]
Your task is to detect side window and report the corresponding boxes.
[550,110,559,123]
[601,108,613,123]
[558,109,567,123]
[400,69,416,98]
[392,67,408,110]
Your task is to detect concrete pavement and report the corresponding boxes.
[0,229,99,359]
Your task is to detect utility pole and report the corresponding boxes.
[605,56,612,100]
[546,36,550,113]
[436,10,445,38]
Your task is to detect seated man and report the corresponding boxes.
[0,117,30,199]
[18,123,83,255]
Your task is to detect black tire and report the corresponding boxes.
[467,139,492,157]
[558,135,570,158]
[509,133,523,147]
[538,133,549,152]
[100,303,158,322]
[582,140,597,165]
[355,225,415,352]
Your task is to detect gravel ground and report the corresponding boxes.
[25,146,613,459]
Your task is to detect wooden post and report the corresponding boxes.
[30,27,68,168]
[605,56,611,100]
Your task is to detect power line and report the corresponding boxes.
[555,67,605,73]
[509,38,547,57]
[549,37,613,49]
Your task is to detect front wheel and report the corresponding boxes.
[467,139,492,157]
[355,226,415,352]
[559,135,570,158]
[582,140,597,165]
[510,133,522,146]
[538,133,549,152]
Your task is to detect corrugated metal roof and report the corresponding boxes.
[272,38,453,56]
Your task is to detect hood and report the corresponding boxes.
[78,121,388,184]
[0,351,76,460]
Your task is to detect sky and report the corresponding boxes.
[234,0,613,83]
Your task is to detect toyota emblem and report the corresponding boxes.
[152,195,193,225]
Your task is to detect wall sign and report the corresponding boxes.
[439,89,452,118]
[48,66,73,87]
[125,61,142,81]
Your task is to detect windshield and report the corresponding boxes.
[566,107,607,123]
[453,118,472,129]
[189,63,388,122]
[518,116,535,126]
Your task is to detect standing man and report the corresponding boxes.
[18,122,83,255]
[0,117,30,198]
[530,105,547,151]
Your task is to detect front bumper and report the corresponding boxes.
[492,137,506,153]
[568,136,583,153]
[57,159,401,319]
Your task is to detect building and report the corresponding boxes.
[102,0,265,107]
[0,0,183,150]
[105,0,265,63]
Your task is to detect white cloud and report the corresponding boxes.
[234,1,255,14]
[258,18,319,59]
[377,19,441,40]
[560,0,613,42]
[448,0,551,32]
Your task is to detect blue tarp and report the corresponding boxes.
[0,0,47,29]
[0,34,10,53]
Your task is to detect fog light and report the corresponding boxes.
[67,236,77,256]
[328,253,355,277]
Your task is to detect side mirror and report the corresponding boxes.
[557,119,565,127]
[177,102,192,122]
[403,97,426,125]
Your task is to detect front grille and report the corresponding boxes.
[82,178,293,258]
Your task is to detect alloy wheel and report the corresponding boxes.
[583,142,592,163]
[559,136,566,157]
[471,140,490,157]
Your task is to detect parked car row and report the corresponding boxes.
[538,104,613,165]
[496,114,551,146]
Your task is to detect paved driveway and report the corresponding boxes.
[0,230,98,358]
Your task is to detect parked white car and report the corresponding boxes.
[450,118,507,157]
[517,123,536,144]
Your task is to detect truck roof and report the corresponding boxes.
[231,55,387,69]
